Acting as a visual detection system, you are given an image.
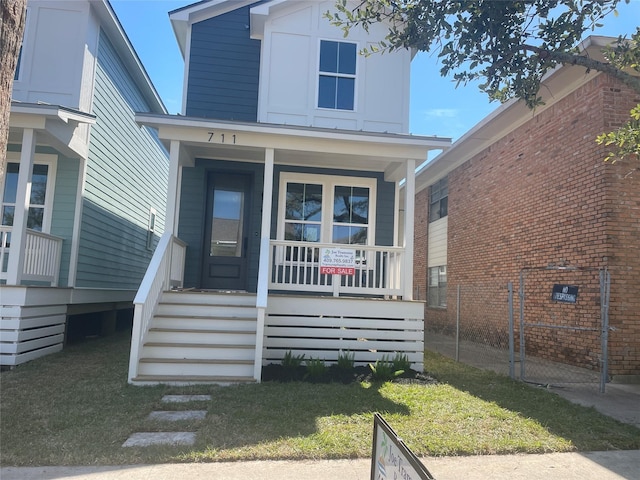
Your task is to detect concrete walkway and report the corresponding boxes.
[2,450,639,479]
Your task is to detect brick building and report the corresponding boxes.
[414,36,639,381]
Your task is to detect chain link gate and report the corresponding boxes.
[517,266,610,393]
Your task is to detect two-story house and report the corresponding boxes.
[1,0,168,366]
[127,0,451,385]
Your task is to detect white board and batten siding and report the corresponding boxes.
[257,0,411,133]
[427,217,448,267]
[264,296,425,371]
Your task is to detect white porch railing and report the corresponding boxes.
[268,240,404,297]
[128,232,187,382]
[0,227,63,286]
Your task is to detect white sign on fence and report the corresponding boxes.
[371,413,434,480]
[320,247,356,276]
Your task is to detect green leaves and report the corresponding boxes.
[596,104,640,163]
[329,0,632,108]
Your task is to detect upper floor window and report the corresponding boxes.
[318,40,356,111]
[429,176,448,222]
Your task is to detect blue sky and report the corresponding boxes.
[111,0,640,143]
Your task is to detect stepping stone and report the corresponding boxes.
[161,394,211,403]
[122,432,196,447]
[148,410,207,421]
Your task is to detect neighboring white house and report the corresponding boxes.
[1,0,168,366]
[127,0,451,385]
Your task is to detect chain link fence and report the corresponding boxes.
[424,269,611,392]
[424,282,513,378]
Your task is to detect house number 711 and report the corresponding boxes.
[207,132,236,144]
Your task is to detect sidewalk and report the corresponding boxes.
[2,450,639,480]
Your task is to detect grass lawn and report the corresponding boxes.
[1,329,638,466]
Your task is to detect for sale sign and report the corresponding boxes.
[320,247,356,276]
[371,413,434,480]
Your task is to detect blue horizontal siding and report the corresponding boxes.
[75,30,168,290]
[50,156,80,287]
[185,4,261,121]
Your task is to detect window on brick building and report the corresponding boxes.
[429,176,448,222]
[428,265,447,307]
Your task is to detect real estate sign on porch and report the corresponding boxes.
[320,247,356,276]
[371,413,434,480]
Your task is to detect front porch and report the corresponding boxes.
[128,115,449,384]
[128,234,424,385]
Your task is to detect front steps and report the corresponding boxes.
[131,291,258,385]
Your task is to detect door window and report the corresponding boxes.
[210,188,244,257]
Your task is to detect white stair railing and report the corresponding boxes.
[128,232,186,382]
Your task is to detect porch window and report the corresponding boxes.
[284,182,323,242]
[333,185,369,245]
[1,161,53,232]
[278,173,376,246]
[318,40,356,110]
[428,266,447,307]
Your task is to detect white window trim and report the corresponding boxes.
[3,152,57,233]
[316,38,359,112]
[146,207,157,251]
[277,172,376,246]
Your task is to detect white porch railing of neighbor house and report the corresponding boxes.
[0,227,63,286]
[128,232,186,382]
[268,240,404,297]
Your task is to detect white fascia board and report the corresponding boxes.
[10,103,95,127]
[136,113,451,160]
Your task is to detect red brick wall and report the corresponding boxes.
[413,188,428,301]
[417,74,640,377]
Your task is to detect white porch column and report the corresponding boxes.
[6,129,36,285]
[165,140,182,235]
[403,159,416,301]
[255,148,274,381]
[256,148,274,309]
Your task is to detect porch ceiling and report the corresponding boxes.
[136,113,451,178]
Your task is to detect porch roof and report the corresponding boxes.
[9,102,96,159]
[136,113,451,182]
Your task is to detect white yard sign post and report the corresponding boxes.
[371,413,434,480]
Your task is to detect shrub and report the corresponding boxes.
[282,350,305,369]
[337,351,355,371]
[369,355,404,382]
[305,357,327,381]
[392,353,412,372]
